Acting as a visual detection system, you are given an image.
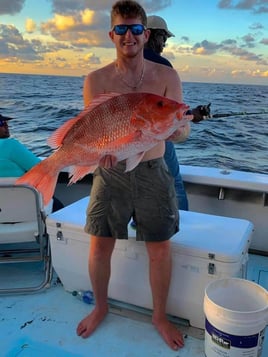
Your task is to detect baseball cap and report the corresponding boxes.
[147,15,175,37]
[0,113,13,121]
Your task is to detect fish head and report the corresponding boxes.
[131,93,190,139]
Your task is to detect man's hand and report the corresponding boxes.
[191,103,211,123]
[167,122,191,143]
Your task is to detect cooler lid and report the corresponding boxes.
[47,197,253,263]
[47,196,89,230]
[171,210,253,263]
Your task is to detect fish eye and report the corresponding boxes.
[157,101,164,108]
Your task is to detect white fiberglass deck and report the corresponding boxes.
[0,254,268,356]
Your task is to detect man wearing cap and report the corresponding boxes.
[143,16,207,211]
[0,113,40,177]
[144,15,189,211]
[144,15,175,66]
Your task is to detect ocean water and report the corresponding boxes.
[0,73,267,174]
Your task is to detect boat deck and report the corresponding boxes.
[0,254,268,356]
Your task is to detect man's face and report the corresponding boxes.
[109,15,150,57]
[154,29,168,54]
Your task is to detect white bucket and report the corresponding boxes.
[204,278,268,357]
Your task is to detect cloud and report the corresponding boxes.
[0,24,73,62]
[249,22,264,30]
[49,14,76,31]
[51,0,172,14]
[179,64,190,73]
[193,40,221,55]
[181,36,190,42]
[40,9,112,48]
[0,24,43,61]
[84,52,101,64]
[218,0,268,14]
[260,38,268,45]
[190,34,267,66]
[241,34,256,48]
[81,9,94,25]
[232,68,268,79]
[25,18,37,33]
[221,39,237,46]
[0,0,25,15]
[162,50,175,61]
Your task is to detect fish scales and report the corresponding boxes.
[71,94,142,150]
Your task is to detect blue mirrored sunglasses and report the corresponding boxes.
[112,24,146,36]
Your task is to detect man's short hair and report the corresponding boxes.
[111,0,147,27]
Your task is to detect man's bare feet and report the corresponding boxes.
[153,317,184,351]
[76,306,108,338]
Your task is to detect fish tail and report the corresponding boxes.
[16,159,58,206]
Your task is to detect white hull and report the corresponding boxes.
[181,165,268,253]
[1,164,268,356]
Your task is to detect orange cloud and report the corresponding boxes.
[81,9,95,25]
[252,69,268,78]
[195,47,206,55]
[47,14,76,31]
[25,18,37,33]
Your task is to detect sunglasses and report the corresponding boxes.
[112,24,146,36]
[0,120,7,127]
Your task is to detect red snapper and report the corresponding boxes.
[16,92,190,205]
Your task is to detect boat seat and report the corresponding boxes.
[0,183,53,294]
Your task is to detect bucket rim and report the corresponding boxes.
[205,277,268,315]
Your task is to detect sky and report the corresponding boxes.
[0,0,267,85]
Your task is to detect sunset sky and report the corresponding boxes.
[0,0,267,85]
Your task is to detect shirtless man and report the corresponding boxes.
[76,0,190,351]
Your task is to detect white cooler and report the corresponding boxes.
[47,196,253,329]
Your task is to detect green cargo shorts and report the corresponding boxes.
[84,157,179,241]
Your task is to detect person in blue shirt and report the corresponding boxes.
[0,114,40,177]
[144,16,207,211]
[0,113,63,212]
[144,16,189,211]
[130,16,207,228]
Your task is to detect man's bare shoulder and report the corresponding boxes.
[143,59,182,101]
[84,62,116,96]
[145,59,180,84]
[87,62,114,81]
[145,59,177,74]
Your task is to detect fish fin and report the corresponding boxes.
[48,117,79,149]
[99,155,118,169]
[48,92,122,149]
[16,159,58,206]
[68,165,98,184]
[125,152,145,172]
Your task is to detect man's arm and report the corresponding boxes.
[164,67,191,142]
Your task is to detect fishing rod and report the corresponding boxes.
[210,110,268,119]
[191,103,267,122]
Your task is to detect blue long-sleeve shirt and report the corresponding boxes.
[0,138,40,177]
